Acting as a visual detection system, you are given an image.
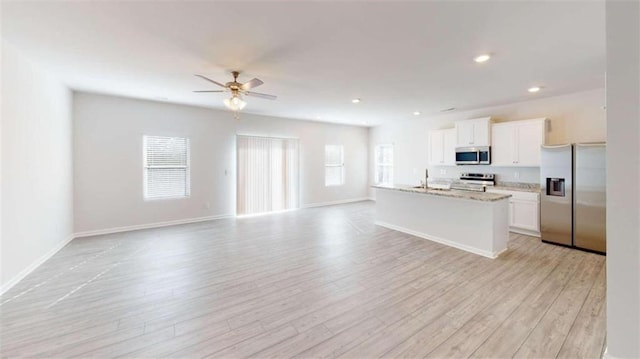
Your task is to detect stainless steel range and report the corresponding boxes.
[451,173,495,192]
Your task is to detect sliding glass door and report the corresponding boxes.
[236,135,299,215]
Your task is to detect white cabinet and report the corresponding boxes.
[428,128,456,165]
[487,188,540,236]
[491,123,513,165]
[510,199,540,232]
[455,117,491,147]
[491,118,547,167]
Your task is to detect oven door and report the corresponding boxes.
[455,149,480,165]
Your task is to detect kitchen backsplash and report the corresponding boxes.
[428,165,540,184]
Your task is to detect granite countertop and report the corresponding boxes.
[372,184,511,202]
[426,178,541,193]
[493,182,541,193]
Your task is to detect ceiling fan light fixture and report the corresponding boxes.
[224,95,247,111]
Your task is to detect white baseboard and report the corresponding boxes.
[510,228,541,238]
[375,221,505,259]
[0,234,75,296]
[367,196,376,201]
[74,214,235,238]
[301,197,371,209]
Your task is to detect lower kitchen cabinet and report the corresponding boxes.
[510,199,539,233]
[487,188,540,237]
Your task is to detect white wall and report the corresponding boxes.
[1,6,5,288]
[73,92,369,234]
[605,1,640,357]
[369,88,606,192]
[1,41,74,292]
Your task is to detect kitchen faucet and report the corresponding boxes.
[424,169,429,189]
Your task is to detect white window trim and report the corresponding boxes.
[375,144,394,186]
[143,135,191,201]
[325,145,345,187]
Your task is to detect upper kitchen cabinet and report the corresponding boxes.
[491,118,548,167]
[455,117,492,147]
[429,128,456,165]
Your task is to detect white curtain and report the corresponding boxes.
[237,135,299,215]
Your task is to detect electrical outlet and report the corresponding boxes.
[514,171,520,179]
[440,169,447,175]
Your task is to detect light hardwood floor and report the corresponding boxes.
[0,201,606,358]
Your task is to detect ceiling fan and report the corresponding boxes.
[193,71,277,114]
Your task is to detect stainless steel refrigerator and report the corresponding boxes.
[540,143,606,254]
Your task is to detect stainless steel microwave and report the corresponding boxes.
[455,146,491,165]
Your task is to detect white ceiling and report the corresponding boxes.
[2,1,605,126]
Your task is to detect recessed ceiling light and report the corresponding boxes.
[474,54,491,63]
[528,86,541,93]
[352,98,361,104]
[413,111,421,116]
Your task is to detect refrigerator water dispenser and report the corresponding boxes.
[547,178,565,197]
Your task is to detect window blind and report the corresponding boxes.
[325,145,344,186]
[375,144,394,185]
[237,136,299,215]
[143,135,190,200]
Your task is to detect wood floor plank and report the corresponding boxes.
[344,237,550,358]
[388,241,565,358]
[513,254,604,358]
[165,321,265,358]
[294,316,386,358]
[422,243,567,358]
[556,263,607,359]
[470,249,592,358]
[205,324,298,358]
[249,324,333,358]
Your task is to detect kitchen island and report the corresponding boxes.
[373,185,511,258]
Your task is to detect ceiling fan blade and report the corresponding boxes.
[193,90,225,93]
[241,78,264,90]
[246,91,277,100]
[195,74,227,88]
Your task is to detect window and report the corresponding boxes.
[325,145,344,186]
[375,144,394,185]
[237,136,299,215]
[143,135,190,200]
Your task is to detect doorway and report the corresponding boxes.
[236,135,299,215]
